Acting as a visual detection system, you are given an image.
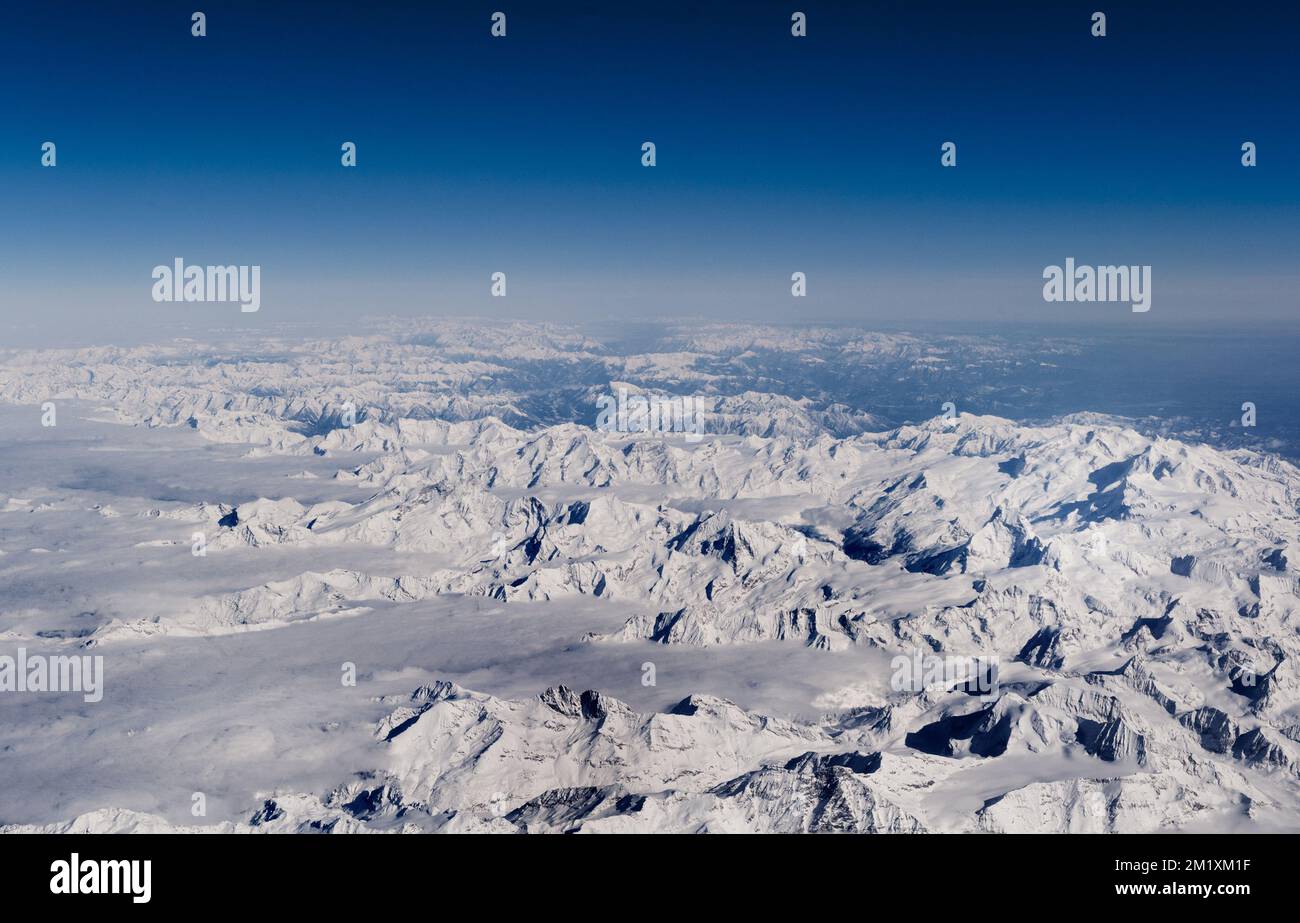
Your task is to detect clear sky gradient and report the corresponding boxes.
[2,0,1297,343]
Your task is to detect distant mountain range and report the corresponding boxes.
[2,321,1299,833]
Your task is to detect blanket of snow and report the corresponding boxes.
[1,321,1298,833]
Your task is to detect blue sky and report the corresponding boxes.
[2,0,1297,342]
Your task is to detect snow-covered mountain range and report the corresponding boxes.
[1,321,1298,833]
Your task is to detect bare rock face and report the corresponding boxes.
[1180,707,1241,754]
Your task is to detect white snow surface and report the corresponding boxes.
[0,323,1298,833]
